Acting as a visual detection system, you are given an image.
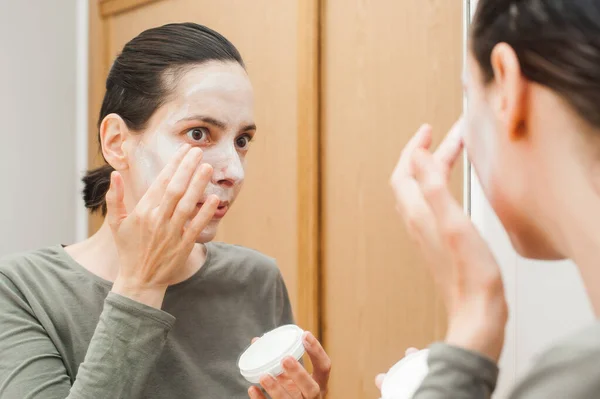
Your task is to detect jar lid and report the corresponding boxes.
[381,349,430,399]
[238,324,306,384]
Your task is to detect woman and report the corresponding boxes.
[0,23,330,399]
[382,0,600,398]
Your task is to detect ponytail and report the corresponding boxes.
[82,164,114,215]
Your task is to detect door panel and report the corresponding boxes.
[321,1,463,397]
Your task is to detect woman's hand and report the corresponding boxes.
[248,332,331,399]
[107,144,219,308]
[390,120,508,361]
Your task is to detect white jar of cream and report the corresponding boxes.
[238,324,306,384]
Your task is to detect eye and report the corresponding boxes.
[235,134,252,150]
[186,127,209,144]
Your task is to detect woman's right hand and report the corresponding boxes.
[106,144,219,308]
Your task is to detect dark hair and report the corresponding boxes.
[83,23,244,215]
[471,0,600,127]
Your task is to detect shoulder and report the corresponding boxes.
[0,246,67,287]
[511,323,600,398]
[536,322,600,363]
[206,242,282,282]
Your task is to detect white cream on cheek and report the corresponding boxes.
[134,105,246,204]
[134,104,188,186]
[468,110,496,189]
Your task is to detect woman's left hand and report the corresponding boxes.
[390,119,508,361]
[248,332,330,399]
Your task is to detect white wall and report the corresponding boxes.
[0,0,85,256]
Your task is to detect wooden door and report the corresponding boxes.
[321,1,464,398]
[88,0,320,334]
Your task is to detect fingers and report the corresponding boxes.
[170,163,213,228]
[391,124,433,180]
[433,118,464,170]
[412,149,462,229]
[258,375,292,399]
[405,347,419,356]
[183,195,219,242]
[401,124,434,167]
[248,386,267,399]
[140,143,191,207]
[276,374,302,398]
[281,357,320,398]
[375,373,386,390]
[302,332,331,390]
[157,147,204,218]
[411,149,482,262]
[105,171,128,230]
[390,125,434,219]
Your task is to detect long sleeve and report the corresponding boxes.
[0,273,175,399]
[275,272,295,326]
[414,329,600,399]
[412,343,498,399]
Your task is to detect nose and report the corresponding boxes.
[210,147,245,188]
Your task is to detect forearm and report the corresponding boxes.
[69,292,175,398]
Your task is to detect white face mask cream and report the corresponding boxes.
[380,349,430,399]
[127,62,254,243]
[238,325,306,384]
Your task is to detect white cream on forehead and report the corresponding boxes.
[184,71,250,96]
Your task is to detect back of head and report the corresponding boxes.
[471,0,600,128]
[83,23,244,215]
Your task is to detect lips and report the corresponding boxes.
[197,200,229,219]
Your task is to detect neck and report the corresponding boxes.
[67,219,207,284]
[552,176,600,317]
[530,107,600,317]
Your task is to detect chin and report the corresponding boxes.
[195,220,220,243]
[507,229,565,261]
[489,191,565,261]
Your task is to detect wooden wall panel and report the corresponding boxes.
[321,1,463,398]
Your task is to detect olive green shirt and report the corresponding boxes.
[0,243,294,398]
[415,323,600,398]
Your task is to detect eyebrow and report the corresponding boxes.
[178,115,256,132]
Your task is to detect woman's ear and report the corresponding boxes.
[490,43,528,140]
[100,113,130,170]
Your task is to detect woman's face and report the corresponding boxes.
[124,61,255,243]
[463,52,562,259]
